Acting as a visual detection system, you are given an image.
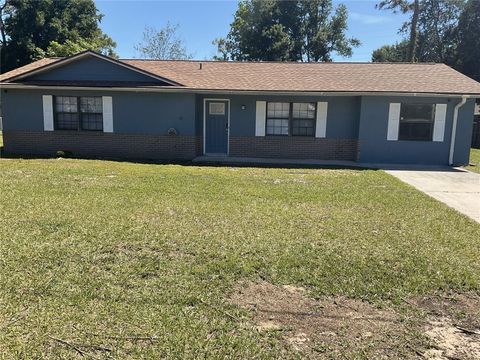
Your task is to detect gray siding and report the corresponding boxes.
[2,90,44,131]
[28,56,166,83]
[2,89,196,135]
[358,96,475,165]
[454,99,476,164]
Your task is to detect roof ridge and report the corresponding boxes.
[122,58,440,65]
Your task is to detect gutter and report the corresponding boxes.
[449,96,468,166]
[1,83,480,99]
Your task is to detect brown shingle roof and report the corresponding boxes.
[0,58,59,82]
[2,55,480,95]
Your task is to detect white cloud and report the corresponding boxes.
[350,12,392,25]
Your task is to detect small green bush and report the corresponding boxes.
[56,150,73,158]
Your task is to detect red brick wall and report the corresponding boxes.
[3,131,202,160]
[229,136,359,161]
[3,131,358,162]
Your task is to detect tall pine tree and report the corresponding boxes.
[456,0,480,81]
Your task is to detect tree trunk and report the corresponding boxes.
[408,0,420,62]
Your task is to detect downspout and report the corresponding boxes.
[449,96,467,166]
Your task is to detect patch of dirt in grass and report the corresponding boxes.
[413,294,480,360]
[228,282,480,359]
[228,281,411,358]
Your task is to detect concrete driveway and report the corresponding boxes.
[386,169,480,223]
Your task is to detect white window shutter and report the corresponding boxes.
[42,95,54,131]
[315,102,328,138]
[102,96,113,133]
[387,103,401,141]
[433,103,447,142]
[255,101,266,136]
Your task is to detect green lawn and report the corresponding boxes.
[0,158,479,358]
[466,147,480,173]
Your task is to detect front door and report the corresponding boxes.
[205,100,229,154]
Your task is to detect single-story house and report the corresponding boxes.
[1,50,480,165]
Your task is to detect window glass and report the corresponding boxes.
[55,96,77,113]
[80,97,102,113]
[266,102,290,135]
[209,102,225,115]
[56,113,79,130]
[80,97,103,131]
[267,102,289,119]
[292,103,315,119]
[55,96,78,130]
[54,96,103,131]
[292,119,315,136]
[399,103,434,141]
[266,119,289,135]
[292,103,315,136]
[81,113,103,131]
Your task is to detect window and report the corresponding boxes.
[399,103,435,141]
[266,102,316,136]
[267,102,289,135]
[80,97,103,131]
[292,103,315,136]
[209,102,225,115]
[55,96,79,130]
[54,96,103,131]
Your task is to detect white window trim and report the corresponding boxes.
[315,102,328,138]
[42,95,54,131]
[387,103,401,141]
[255,101,266,137]
[432,103,447,142]
[102,96,113,133]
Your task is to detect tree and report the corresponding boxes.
[377,0,420,61]
[373,0,465,64]
[372,41,409,62]
[213,0,359,62]
[46,38,117,58]
[212,38,229,61]
[416,0,463,63]
[0,1,7,49]
[1,0,116,72]
[217,0,292,61]
[455,0,480,81]
[300,0,361,61]
[134,23,192,60]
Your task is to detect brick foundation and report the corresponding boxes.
[3,132,359,162]
[229,136,359,161]
[3,131,202,161]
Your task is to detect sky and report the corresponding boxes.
[94,0,409,62]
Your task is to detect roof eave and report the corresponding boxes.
[1,83,480,98]
[2,50,184,86]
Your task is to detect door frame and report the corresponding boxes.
[203,98,231,155]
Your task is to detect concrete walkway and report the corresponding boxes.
[386,169,480,223]
[192,156,452,170]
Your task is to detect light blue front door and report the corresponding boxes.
[205,100,229,154]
